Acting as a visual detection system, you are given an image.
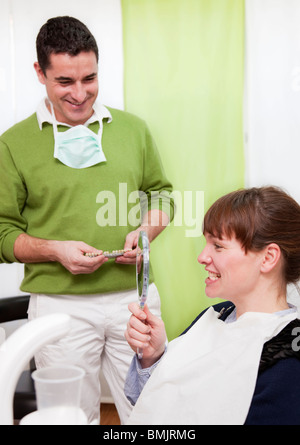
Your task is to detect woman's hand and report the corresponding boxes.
[125,302,167,368]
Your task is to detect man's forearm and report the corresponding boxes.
[139,209,170,243]
[13,233,107,274]
[13,233,60,263]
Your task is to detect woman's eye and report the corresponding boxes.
[214,244,223,250]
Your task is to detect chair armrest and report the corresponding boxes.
[0,295,30,323]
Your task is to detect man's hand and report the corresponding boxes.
[114,229,141,265]
[53,240,108,274]
[115,209,170,265]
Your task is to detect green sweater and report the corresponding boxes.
[0,107,173,294]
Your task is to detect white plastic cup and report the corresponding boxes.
[31,365,86,425]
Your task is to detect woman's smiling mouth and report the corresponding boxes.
[207,271,221,281]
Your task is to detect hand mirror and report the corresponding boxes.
[136,231,150,310]
[136,231,150,359]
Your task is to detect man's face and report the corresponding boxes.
[34,51,99,126]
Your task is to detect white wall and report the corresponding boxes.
[0,0,124,297]
[245,0,300,304]
[244,0,300,203]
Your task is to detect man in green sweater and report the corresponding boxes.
[0,16,173,424]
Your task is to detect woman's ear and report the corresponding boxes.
[260,243,282,273]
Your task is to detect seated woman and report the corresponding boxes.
[124,186,300,425]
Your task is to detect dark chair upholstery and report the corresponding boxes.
[0,295,37,420]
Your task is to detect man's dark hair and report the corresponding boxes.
[36,16,99,74]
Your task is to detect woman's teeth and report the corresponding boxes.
[208,272,221,281]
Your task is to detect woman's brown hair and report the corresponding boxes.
[203,186,300,285]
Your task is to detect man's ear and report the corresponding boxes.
[260,243,282,273]
[34,62,46,85]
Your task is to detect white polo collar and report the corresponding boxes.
[36,98,112,130]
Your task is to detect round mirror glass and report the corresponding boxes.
[136,231,149,309]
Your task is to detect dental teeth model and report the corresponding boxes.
[84,249,132,258]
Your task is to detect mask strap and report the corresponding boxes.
[98,119,104,141]
[86,118,104,141]
[49,101,58,136]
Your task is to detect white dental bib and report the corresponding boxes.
[127,307,298,425]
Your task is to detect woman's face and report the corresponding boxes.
[198,233,265,303]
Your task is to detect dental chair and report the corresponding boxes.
[0,295,36,421]
[0,296,70,425]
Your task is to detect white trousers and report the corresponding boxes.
[27,283,161,425]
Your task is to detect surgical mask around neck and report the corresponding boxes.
[50,102,107,169]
